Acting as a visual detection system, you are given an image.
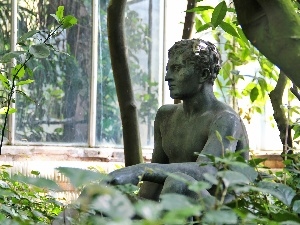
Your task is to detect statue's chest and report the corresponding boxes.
[160,116,211,162]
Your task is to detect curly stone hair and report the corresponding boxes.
[168,39,222,84]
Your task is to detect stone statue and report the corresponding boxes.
[109,38,249,201]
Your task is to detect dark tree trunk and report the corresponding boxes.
[233,0,300,88]
[107,0,143,166]
[269,71,293,152]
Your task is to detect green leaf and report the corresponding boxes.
[230,163,258,183]
[88,185,135,220]
[195,17,202,31]
[226,136,236,141]
[0,107,17,114]
[236,27,250,46]
[250,87,259,102]
[0,51,26,63]
[0,74,10,89]
[12,64,25,79]
[203,209,238,224]
[211,1,227,28]
[135,200,162,220]
[196,23,211,33]
[248,157,267,167]
[160,193,194,211]
[16,79,34,86]
[16,90,35,103]
[56,6,64,21]
[186,6,213,12]
[218,170,250,187]
[62,15,77,29]
[215,130,222,143]
[292,200,300,213]
[219,21,239,37]
[25,66,33,77]
[293,125,300,140]
[31,170,40,176]
[188,181,211,193]
[258,77,268,93]
[29,44,50,58]
[17,30,39,44]
[12,174,60,191]
[56,167,108,188]
[258,181,296,206]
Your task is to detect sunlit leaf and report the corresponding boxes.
[219,21,239,37]
[0,74,10,89]
[0,107,17,114]
[211,1,227,28]
[196,23,211,33]
[186,6,213,12]
[56,6,64,21]
[29,44,50,58]
[16,79,34,86]
[62,15,77,29]
[12,64,25,79]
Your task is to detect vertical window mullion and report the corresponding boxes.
[8,0,18,145]
[88,0,99,147]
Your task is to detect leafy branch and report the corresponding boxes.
[0,6,77,153]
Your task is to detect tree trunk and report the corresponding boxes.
[233,0,300,88]
[107,0,143,166]
[269,71,292,152]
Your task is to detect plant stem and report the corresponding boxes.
[0,24,63,154]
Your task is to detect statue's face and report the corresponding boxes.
[165,53,200,100]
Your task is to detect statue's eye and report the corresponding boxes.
[173,65,181,71]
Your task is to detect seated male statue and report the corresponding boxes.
[109,38,249,201]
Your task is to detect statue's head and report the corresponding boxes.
[168,39,221,85]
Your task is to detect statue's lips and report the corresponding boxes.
[168,84,176,90]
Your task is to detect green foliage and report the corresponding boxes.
[0,165,63,224]
[0,5,77,148]
[0,154,300,224]
[193,1,280,123]
[44,152,300,225]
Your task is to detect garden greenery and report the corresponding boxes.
[1,150,300,224]
[0,5,77,152]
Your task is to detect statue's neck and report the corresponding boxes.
[182,85,216,116]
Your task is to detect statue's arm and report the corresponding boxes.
[197,112,243,161]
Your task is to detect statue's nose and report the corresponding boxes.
[165,71,174,81]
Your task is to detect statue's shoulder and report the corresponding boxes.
[156,104,179,120]
[212,102,244,126]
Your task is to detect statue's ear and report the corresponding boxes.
[199,69,210,83]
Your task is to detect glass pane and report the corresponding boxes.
[0,0,11,143]
[97,0,161,147]
[15,0,92,143]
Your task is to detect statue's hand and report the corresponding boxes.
[108,165,144,186]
